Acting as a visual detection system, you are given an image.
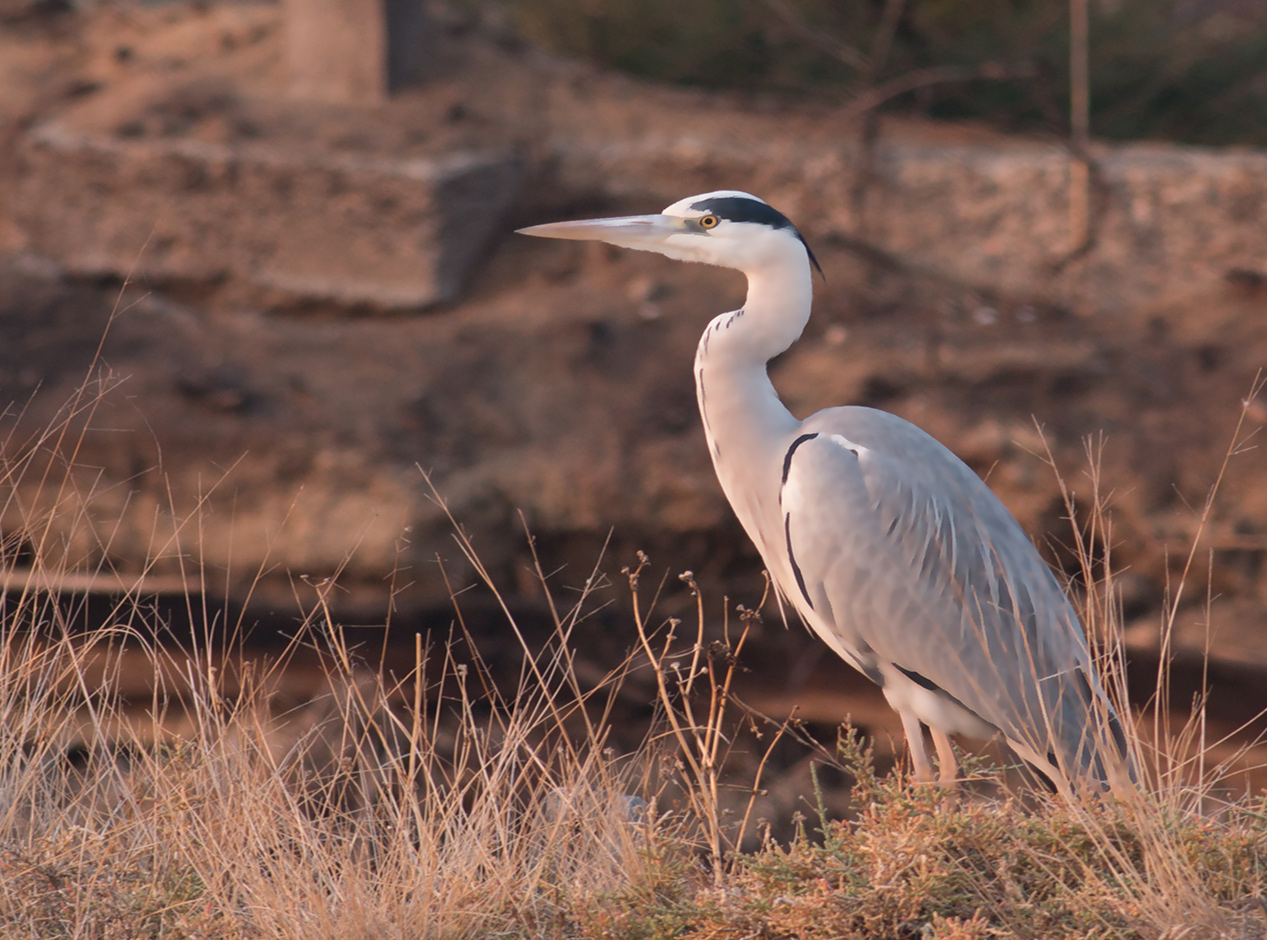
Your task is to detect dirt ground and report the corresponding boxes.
[2,0,1266,802]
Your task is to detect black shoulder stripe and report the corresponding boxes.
[781,432,819,486]
[784,512,814,611]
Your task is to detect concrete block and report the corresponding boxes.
[14,119,521,309]
[284,0,430,105]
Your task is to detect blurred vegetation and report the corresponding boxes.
[482,0,1267,145]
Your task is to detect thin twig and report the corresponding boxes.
[1068,0,1091,253]
[862,0,908,88]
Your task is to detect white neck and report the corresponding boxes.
[693,252,812,535]
[699,257,812,367]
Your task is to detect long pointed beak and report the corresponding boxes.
[516,214,682,246]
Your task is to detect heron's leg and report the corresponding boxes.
[931,728,959,789]
[899,711,933,783]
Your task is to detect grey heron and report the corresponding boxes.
[518,190,1132,791]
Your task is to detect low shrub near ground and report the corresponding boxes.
[1,536,1265,939]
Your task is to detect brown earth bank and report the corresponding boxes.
[1,1,1266,795]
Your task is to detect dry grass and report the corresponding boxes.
[1,347,1266,938]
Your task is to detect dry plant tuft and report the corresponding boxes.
[0,432,700,938]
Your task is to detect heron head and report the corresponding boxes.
[517,190,822,278]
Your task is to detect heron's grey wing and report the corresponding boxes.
[781,408,1124,780]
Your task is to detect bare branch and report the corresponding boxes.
[758,0,869,72]
[839,61,1033,124]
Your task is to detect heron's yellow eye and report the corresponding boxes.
[698,215,719,229]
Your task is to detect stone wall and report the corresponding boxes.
[547,125,1267,317]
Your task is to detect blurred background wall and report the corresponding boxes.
[1,0,1265,784]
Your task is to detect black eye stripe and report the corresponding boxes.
[688,196,823,277]
[689,196,793,229]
